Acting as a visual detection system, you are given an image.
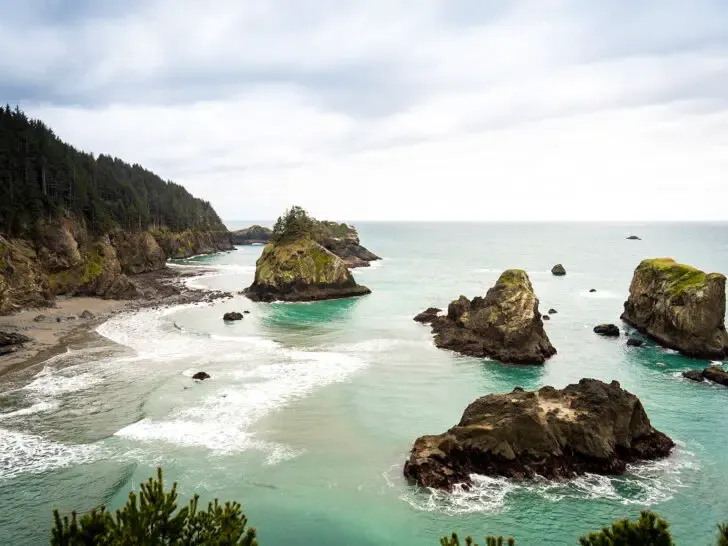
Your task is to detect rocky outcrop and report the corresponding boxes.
[702,366,728,387]
[627,235,641,240]
[192,371,211,380]
[316,222,380,268]
[413,307,441,324]
[223,312,243,321]
[548,308,557,314]
[151,229,234,259]
[110,231,167,274]
[621,258,728,359]
[403,379,674,490]
[682,370,705,382]
[551,264,566,276]
[0,331,31,355]
[244,236,371,302]
[0,236,51,314]
[230,225,272,245]
[420,270,556,364]
[626,338,644,347]
[594,324,620,337]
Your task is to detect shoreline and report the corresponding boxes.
[0,264,233,379]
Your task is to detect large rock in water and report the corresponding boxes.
[230,225,272,245]
[243,237,371,302]
[423,270,556,364]
[403,379,674,491]
[620,258,728,359]
[315,221,380,268]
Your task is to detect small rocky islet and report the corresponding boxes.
[403,379,674,491]
[415,269,556,365]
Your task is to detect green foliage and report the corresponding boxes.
[578,511,673,546]
[51,468,257,546]
[717,523,728,546]
[0,106,226,237]
[271,206,315,243]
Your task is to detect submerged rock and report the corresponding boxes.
[223,312,243,321]
[589,288,597,293]
[621,258,728,359]
[702,366,728,387]
[626,235,641,240]
[551,264,566,276]
[413,307,441,324]
[594,324,620,337]
[423,270,556,365]
[244,236,371,302]
[403,378,674,491]
[548,308,558,314]
[243,310,251,314]
[682,370,705,382]
[192,371,211,380]
[626,338,644,347]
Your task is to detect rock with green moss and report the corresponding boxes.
[244,236,371,302]
[420,269,556,364]
[621,258,728,359]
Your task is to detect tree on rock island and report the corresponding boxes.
[271,206,315,243]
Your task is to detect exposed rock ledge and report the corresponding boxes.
[403,379,674,491]
[230,225,272,245]
[243,236,370,302]
[621,258,728,359]
[417,270,556,364]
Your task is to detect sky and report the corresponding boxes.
[3,0,728,222]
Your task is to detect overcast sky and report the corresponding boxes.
[3,0,728,222]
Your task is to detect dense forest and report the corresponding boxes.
[0,106,225,237]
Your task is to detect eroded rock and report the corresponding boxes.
[413,307,441,324]
[594,324,620,337]
[551,264,566,276]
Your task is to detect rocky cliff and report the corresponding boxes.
[315,221,380,268]
[403,379,674,490]
[244,236,371,302]
[621,258,728,359]
[230,225,272,245]
[418,270,556,364]
[0,218,233,314]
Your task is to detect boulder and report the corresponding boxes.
[243,310,250,314]
[243,236,371,302]
[223,312,243,321]
[682,370,705,382]
[626,338,644,347]
[542,314,550,320]
[702,366,728,387]
[589,288,597,293]
[403,378,674,491]
[425,270,556,365]
[551,264,566,276]
[0,331,31,348]
[192,371,211,380]
[80,310,95,320]
[621,258,728,359]
[626,235,641,240]
[548,308,558,314]
[33,314,46,322]
[413,307,441,324]
[594,324,620,337]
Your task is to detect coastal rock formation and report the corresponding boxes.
[589,288,597,293]
[403,379,674,490]
[627,235,641,240]
[542,314,550,320]
[621,258,728,359]
[548,308,558,314]
[223,312,243,321]
[594,324,620,337]
[682,370,705,382]
[0,236,51,314]
[192,371,211,380]
[151,229,234,259]
[0,331,31,355]
[421,270,556,364]
[317,222,380,268]
[551,264,566,276]
[626,338,644,347]
[413,307,441,324]
[230,225,272,245]
[244,236,371,302]
[110,231,167,274]
[702,366,728,387]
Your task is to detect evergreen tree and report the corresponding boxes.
[578,511,673,545]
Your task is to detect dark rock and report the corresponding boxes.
[702,366,728,387]
[0,331,31,348]
[230,225,272,245]
[512,386,524,392]
[551,264,566,276]
[626,235,641,240]
[621,258,728,359]
[243,310,250,314]
[413,307,441,324]
[33,315,46,322]
[192,371,211,380]
[56,317,62,323]
[626,338,644,347]
[223,312,244,321]
[542,314,550,320]
[589,288,597,293]
[403,378,674,491]
[80,310,95,320]
[594,324,620,337]
[425,270,556,365]
[315,221,380,269]
[682,370,705,382]
[548,308,557,314]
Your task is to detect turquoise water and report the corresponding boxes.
[1,222,728,545]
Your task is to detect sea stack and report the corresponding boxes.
[551,264,566,276]
[403,379,674,491]
[417,269,556,364]
[621,258,728,359]
[244,207,370,303]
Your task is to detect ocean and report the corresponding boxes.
[1,222,727,545]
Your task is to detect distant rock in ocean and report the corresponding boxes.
[589,288,597,293]
[626,235,641,240]
[413,307,441,324]
[682,366,728,387]
[417,269,556,365]
[223,312,243,321]
[551,264,566,276]
[403,379,674,491]
[230,225,272,245]
[626,338,644,347]
[548,308,558,314]
[594,324,620,337]
[682,370,705,382]
[192,371,210,380]
[621,258,728,359]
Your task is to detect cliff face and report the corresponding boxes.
[0,218,234,314]
[315,221,380,268]
[244,236,371,302]
[621,258,728,359]
[420,269,556,364]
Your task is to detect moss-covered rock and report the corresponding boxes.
[244,236,370,302]
[419,269,556,364]
[621,258,728,359]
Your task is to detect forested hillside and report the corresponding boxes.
[0,106,225,236]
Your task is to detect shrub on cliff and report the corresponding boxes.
[270,206,315,243]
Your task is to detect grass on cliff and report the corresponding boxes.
[496,269,529,288]
[638,258,714,296]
